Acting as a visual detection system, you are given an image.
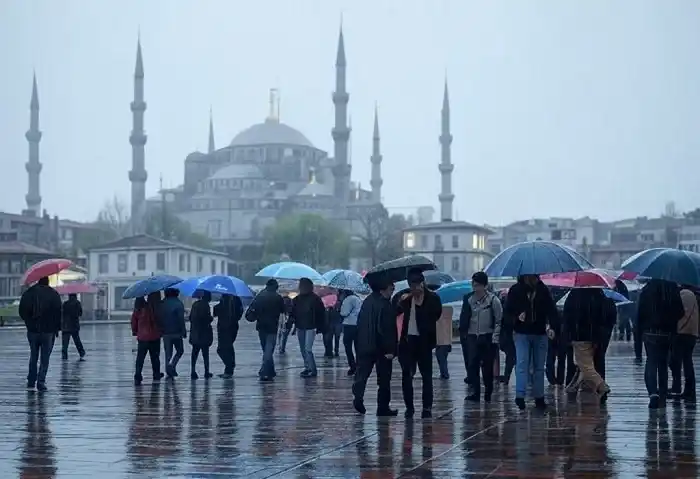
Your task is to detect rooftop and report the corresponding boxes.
[404,220,493,234]
[88,234,228,257]
[0,241,54,255]
[230,118,314,148]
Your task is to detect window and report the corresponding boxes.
[451,256,460,272]
[472,255,485,274]
[479,235,485,250]
[186,254,191,272]
[405,232,415,249]
[137,253,146,271]
[435,235,443,249]
[179,253,186,271]
[472,234,479,250]
[197,256,203,272]
[208,220,222,238]
[211,259,216,274]
[98,254,109,274]
[117,254,128,273]
[156,253,166,271]
[452,235,459,248]
[420,235,428,249]
[114,286,133,311]
[221,261,226,275]
[10,260,21,274]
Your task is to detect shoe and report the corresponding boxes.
[463,377,469,384]
[259,376,273,382]
[79,356,86,362]
[347,368,356,376]
[534,398,547,410]
[376,408,398,417]
[26,382,35,390]
[278,350,286,355]
[484,393,492,403]
[682,392,696,403]
[421,409,432,419]
[440,373,450,380]
[465,394,480,402]
[404,408,415,418]
[36,383,47,392]
[299,370,310,378]
[191,372,199,380]
[600,391,609,405]
[353,399,367,415]
[153,372,164,382]
[648,395,659,409]
[204,372,213,379]
[219,373,233,379]
[515,398,526,410]
[334,352,340,357]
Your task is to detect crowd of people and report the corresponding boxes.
[15,267,699,415]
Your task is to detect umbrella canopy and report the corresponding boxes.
[393,270,455,294]
[175,275,254,298]
[121,275,183,300]
[21,258,73,285]
[557,289,632,307]
[255,262,323,282]
[540,270,617,289]
[322,294,338,308]
[484,241,593,277]
[621,248,700,287]
[436,280,473,305]
[363,255,437,284]
[321,269,370,294]
[55,282,99,295]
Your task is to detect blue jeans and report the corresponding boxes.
[27,332,55,386]
[435,345,451,378]
[297,329,317,374]
[258,332,277,378]
[514,333,548,399]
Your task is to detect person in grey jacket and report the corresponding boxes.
[160,288,186,379]
[460,272,502,402]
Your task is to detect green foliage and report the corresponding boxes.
[144,206,214,249]
[263,214,349,269]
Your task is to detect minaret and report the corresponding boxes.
[208,108,215,154]
[331,25,351,204]
[129,38,148,234]
[24,73,42,217]
[439,80,454,222]
[370,105,383,204]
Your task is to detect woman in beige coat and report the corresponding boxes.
[435,306,454,379]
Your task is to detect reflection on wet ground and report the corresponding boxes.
[0,323,697,478]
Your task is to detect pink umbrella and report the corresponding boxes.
[21,258,73,285]
[55,282,99,295]
[322,294,337,308]
[541,270,616,289]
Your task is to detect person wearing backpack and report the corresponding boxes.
[459,272,502,403]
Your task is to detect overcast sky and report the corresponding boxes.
[1,0,699,225]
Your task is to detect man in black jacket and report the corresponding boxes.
[214,294,244,378]
[352,275,398,416]
[61,293,86,360]
[246,279,286,381]
[397,269,442,418]
[19,276,62,391]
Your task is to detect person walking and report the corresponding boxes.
[435,305,453,380]
[61,293,86,360]
[396,269,443,418]
[352,275,398,416]
[289,278,326,378]
[323,296,343,358]
[160,288,186,379]
[637,279,685,409]
[277,294,293,354]
[505,274,559,410]
[19,276,62,391]
[189,291,214,380]
[214,294,243,378]
[339,288,362,376]
[669,285,698,403]
[497,289,516,385]
[131,293,164,386]
[245,279,286,381]
[460,272,502,403]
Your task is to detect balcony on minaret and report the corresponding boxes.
[439,163,454,173]
[370,178,383,188]
[130,100,147,112]
[332,162,351,178]
[129,169,148,183]
[439,193,455,202]
[130,131,147,146]
[440,133,453,144]
[332,91,349,103]
[331,127,350,142]
[25,192,41,206]
[25,162,42,174]
[25,130,42,142]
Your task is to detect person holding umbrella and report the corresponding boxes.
[61,293,86,360]
[189,291,214,380]
[669,285,698,403]
[161,288,186,379]
[131,293,165,385]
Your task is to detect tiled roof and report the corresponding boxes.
[0,241,55,255]
[88,234,227,256]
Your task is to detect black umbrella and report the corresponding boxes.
[363,255,437,284]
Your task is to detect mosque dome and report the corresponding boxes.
[185,151,206,162]
[230,118,313,148]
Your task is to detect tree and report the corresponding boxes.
[143,206,213,249]
[263,214,349,269]
[95,196,130,239]
[684,208,700,222]
[351,204,410,265]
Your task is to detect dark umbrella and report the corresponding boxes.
[484,241,593,277]
[121,275,183,299]
[621,248,700,287]
[363,255,437,284]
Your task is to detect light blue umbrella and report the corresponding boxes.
[255,262,323,282]
[121,275,183,299]
[436,280,473,304]
[175,275,254,298]
[322,269,370,294]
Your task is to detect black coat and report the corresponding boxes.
[246,288,286,335]
[505,280,559,336]
[637,279,685,334]
[289,292,326,332]
[214,296,243,336]
[61,298,83,332]
[563,289,617,343]
[189,299,213,347]
[356,292,397,357]
[397,289,442,350]
[19,284,62,334]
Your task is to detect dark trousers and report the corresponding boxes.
[500,334,516,382]
[644,332,672,398]
[466,334,496,397]
[135,339,161,380]
[163,336,184,373]
[61,331,85,358]
[398,336,434,411]
[343,325,358,370]
[190,345,210,374]
[353,353,393,410]
[435,345,451,378]
[459,332,470,380]
[594,328,613,379]
[27,332,55,386]
[670,334,696,396]
[217,327,239,374]
[618,315,632,341]
[633,319,643,360]
[324,321,342,356]
[546,338,575,385]
[258,331,277,378]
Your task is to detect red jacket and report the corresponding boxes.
[131,307,161,342]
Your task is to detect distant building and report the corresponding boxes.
[0,241,54,300]
[87,234,231,317]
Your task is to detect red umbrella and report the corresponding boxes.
[617,270,638,281]
[540,270,616,289]
[21,258,73,285]
[322,294,337,308]
[55,282,98,295]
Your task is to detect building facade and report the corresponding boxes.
[0,242,54,300]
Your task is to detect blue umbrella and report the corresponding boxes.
[485,241,593,277]
[255,262,323,282]
[121,275,183,299]
[621,248,700,287]
[322,269,370,294]
[436,280,473,304]
[175,275,254,298]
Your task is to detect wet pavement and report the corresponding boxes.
[0,323,698,478]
